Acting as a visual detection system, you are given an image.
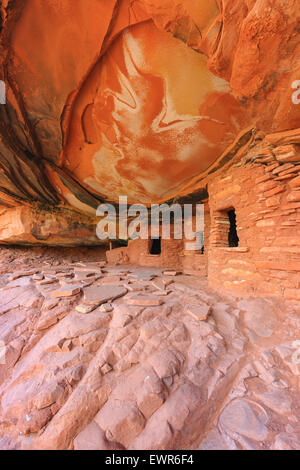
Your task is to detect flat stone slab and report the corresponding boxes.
[153,291,170,296]
[57,273,74,279]
[152,279,166,291]
[83,285,128,306]
[163,270,181,276]
[9,270,39,281]
[104,268,130,274]
[219,399,269,441]
[128,270,160,282]
[102,277,122,283]
[126,296,164,307]
[186,303,212,321]
[73,266,102,273]
[39,279,58,286]
[124,283,145,292]
[128,274,155,281]
[50,286,81,298]
[74,270,98,277]
[41,269,58,274]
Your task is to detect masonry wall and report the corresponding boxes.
[182,202,210,277]
[106,238,185,269]
[133,238,185,269]
[208,145,300,301]
[106,205,210,273]
[105,132,300,301]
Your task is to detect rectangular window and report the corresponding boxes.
[150,238,161,255]
[228,209,239,247]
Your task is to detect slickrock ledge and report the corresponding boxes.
[0,247,299,451]
[0,0,299,244]
[0,0,300,452]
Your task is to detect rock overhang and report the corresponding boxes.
[0,0,299,240]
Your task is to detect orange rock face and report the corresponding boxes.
[0,248,299,451]
[0,0,299,223]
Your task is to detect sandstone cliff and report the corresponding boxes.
[0,0,299,243]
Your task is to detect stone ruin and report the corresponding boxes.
[0,0,299,451]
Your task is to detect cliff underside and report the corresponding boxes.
[0,0,300,451]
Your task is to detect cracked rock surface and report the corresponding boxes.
[0,1,299,245]
[0,246,299,450]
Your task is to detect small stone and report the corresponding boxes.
[126,296,164,307]
[60,339,73,352]
[74,266,100,273]
[163,271,180,276]
[152,279,166,291]
[101,364,112,375]
[186,303,212,321]
[57,272,74,279]
[75,304,97,314]
[9,270,38,281]
[42,269,58,275]
[99,303,114,313]
[43,298,59,311]
[102,277,121,283]
[124,283,145,292]
[50,286,81,298]
[128,273,155,281]
[39,279,57,286]
[74,270,96,277]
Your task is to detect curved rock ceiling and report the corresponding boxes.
[61,21,245,203]
[0,0,299,213]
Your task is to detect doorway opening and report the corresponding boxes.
[228,209,239,247]
[150,238,162,255]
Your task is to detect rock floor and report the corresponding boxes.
[0,246,299,450]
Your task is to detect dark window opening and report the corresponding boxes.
[195,232,205,254]
[150,238,161,255]
[228,210,239,247]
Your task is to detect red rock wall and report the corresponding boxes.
[182,203,210,276]
[1,0,299,222]
[0,204,102,246]
[106,131,300,300]
[208,131,300,300]
[107,238,185,270]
